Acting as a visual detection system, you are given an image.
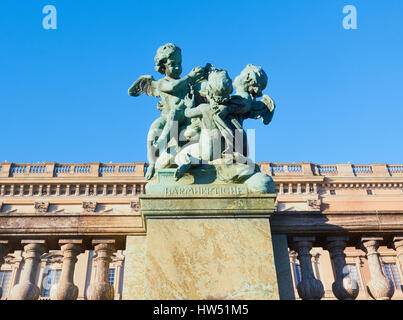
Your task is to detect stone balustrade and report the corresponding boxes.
[2,237,120,300]
[1,162,403,179]
[287,235,403,300]
[0,233,401,300]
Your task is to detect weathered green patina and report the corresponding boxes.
[129,43,276,194]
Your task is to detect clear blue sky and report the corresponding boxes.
[1,0,402,164]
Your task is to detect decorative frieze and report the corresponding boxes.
[306,199,321,211]
[82,201,97,213]
[34,201,49,213]
[130,201,140,211]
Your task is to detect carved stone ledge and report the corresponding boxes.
[4,253,22,265]
[41,252,64,264]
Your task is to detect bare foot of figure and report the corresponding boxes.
[145,163,155,180]
[175,163,191,181]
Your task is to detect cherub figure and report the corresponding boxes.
[212,64,276,157]
[128,43,206,179]
[174,69,236,179]
[231,64,275,126]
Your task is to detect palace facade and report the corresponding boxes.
[0,161,402,300]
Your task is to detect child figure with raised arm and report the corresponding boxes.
[213,64,268,121]
[129,43,206,179]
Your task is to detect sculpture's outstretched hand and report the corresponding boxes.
[128,75,160,97]
[246,94,276,125]
[261,94,275,113]
[189,66,206,85]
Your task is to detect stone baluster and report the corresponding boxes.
[296,183,301,194]
[50,239,83,300]
[291,237,324,300]
[279,183,284,194]
[393,236,403,283]
[325,236,359,300]
[75,184,80,196]
[9,240,46,300]
[361,237,394,300]
[288,183,292,194]
[87,239,116,300]
[0,241,10,298]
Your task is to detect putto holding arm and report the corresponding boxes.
[128,43,276,193]
[128,43,206,179]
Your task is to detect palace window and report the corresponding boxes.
[108,268,115,286]
[383,263,401,289]
[329,190,336,195]
[366,189,373,195]
[41,269,61,297]
[346,264,361,289]
[294,264,302,284]
[0,270,12,299]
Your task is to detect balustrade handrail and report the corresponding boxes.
[0,162,147,178]
[0,162,402,178]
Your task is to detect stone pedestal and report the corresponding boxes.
[123,177,278,300]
